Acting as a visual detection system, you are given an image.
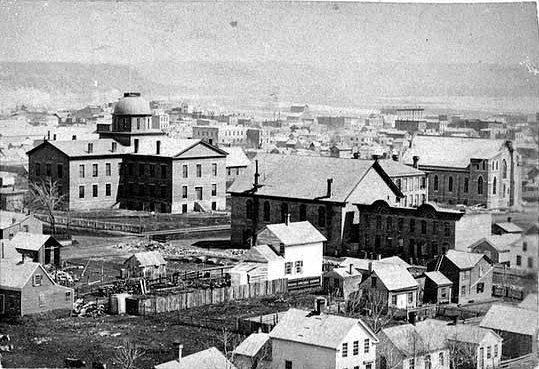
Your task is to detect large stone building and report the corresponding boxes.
[228,154,404,254]
[377,159,427,207]
[355,200,491,265]
[27,93,227,213]
[403,135,520,209]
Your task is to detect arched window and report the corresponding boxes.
[495,161,498,170]
[318,206,326,227]
[433,175,439,191]
[482,161,487,170]
[263,201,270,222]
[502,159,507,179]
[299,204,307,221]
[448,176,453,192]
[246,200,253,219]
[464,177,469,193]
[493,177,497,195]
[281,203,288,223]
[477,176,484,195]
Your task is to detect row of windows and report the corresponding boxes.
[433,175,485,194]
[124,184,218,199]
[363,236,449,257]
[284,261,303,274]
[79,163,115,178]
[516,255,534,268]
[126,163,167,179]
[408,352,444,369]
[395,176,426,192]
[245,201,327,227]
[365,215,452,236]
[342,339,371,358]
[79,184,112,198]
[35,163,63,178]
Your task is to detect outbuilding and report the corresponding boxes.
[124,251,167,279]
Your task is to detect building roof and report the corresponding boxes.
[443,250,486,270]
[233,333,270,357]
[480,304,538,336]
[125,251,166,267]
[0,259,43,290]
[519,293,538,311]
[242,244,282,263]
[229,262,266,274]
[222,146,251,168]
[494,222,523,233]
[10,232,60,252]
[228,153,402,203]
[424,271,452,286]
[372,263,418,291]
[269,308,378,349]
[382,323,440,357]
[403,136,507,169]
[324,267,361,279]
[338,257,411,271]
[445,324,501,345]
[133,138,227,158]
[27,139,129,158]
[154,347,236,369]
[377,159,424,177]
[113,93,151,116]
[468,234,521,253]
[263,221,327,246]
[379,256,411,268]
[0,210,29,229]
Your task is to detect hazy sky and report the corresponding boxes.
[0,1,537,68]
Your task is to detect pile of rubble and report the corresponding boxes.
[72,299,106,318]
[43,266,76,285]
[115,239,168,252]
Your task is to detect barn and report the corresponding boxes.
[124,251,167,279]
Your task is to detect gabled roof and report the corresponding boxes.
[0,259,47,290]
[380,256,411,268]
[338,257,410,271]
[518,293,538,311]
[403,136,508,169]
[524,223,538,235]
[424,271,452,286]
[242,244,282,263]
[494,222,523,233]
[480,304,538,336]
[443,250,487,270]
[468,234,521,252]
[269,308,378,349]
[263,221,327,246]
[324,267,362,279]
[10,232,61,252]
[371,263,418,291]
[154,347,236,369]
[382,324,437,357]
[377,159,425,177]
[125,251,166,267]
[0,210,30,229]
[27,139,129,158]
[222,146,250,168]
[133,138,227,158]
[228,153,402,202]
[233,333,270,357]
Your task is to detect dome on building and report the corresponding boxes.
[113,92,151,116]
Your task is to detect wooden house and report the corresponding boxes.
[322,264,363,299]
[421,271,452,304]
[0,211,43,240]
[8,233,62,267]
[124,251,167,279]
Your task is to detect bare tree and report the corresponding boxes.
[113,340,145,369]
[347,288,397,333]
[27,178,65,235]
[446,337,477,369]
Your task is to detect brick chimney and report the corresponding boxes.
[412,156,420,168]
[326,178,333,198]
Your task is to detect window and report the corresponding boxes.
[342,342,348,357]
[464,177,469,193]
[502,159,507,179]
[528,257,534,268]
[387,217,393,231]
[440,287,447,298]
[477,283,484,293]
[211,184,217,196]
[112,142,117,152]
[433,175,439,191]
[182,186,188,199]
[65,291,72,301]
[45,163,51,176]
[128,163,134,176]
[376,215,382,230]
[425,355,431,369]
[183,165,188,178]
[149,164,155,177]
[398,218,403,232]
[281,203,288,223]
[195,186,203,200]
[285,262,293,275]
[391,295,397,305]
[299,204,307,221]
[212,163,217,176]
[482,161,487,171]
[39,293,45,307]
[487,346,491,359]
[79,185,85,198]
[364,339,370,353]
[371,277,377,288]
[439,352,444,366]
[227,168,231,176]
[160,186,167,198]
[314,206,326,227]
[494,344,498,357]
[448,176,453,192]
[407,292,413,304]
[408,358,415,369]
[396,178,401,190]
[410,219,415,233]
[516,255,521,266]
[246,200,253,219]
[92,184,98,197]
[523,242,528,252]
[33,274,42,286]
[156,140,161,155]
[139,164,145,176]
[161,164,167,179]
[421,220,427,234]
[444,222,451,237]
[478,176,484,195]
[92,163,98,177]
[263,201,270,221]
[35,162,41,176]
[196,164,202,177]
[353,340,359,355]
[421,176,426,189]
[493,176,497,194]
[461,285,466,296]
[79,164,85,178]
[134,139,139,153]
[295,260,303,273]
[105,183,111,197]
[365,364,372,369]
[285,361,292,369]
[57,164,63,178]
[23,225,29,232]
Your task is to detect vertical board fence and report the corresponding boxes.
[125,278,288,316]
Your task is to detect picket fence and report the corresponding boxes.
[125,278,288,315]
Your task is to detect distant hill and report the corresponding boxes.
[0,60,537,112]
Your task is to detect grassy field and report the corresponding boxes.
[0,293,315,368]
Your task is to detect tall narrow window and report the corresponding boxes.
[105,163,111,176]
[156,140,161,155]
[318,206,326,227]
[433,175,439,191]
[212,163,217,176]
[477,176,484,195]
[183,165,188,178]
[281,203,288,223]
[421,220,427,234]
[299,204,307,221]
[92,163,98,177]
[35,162,41,176]
[161,164,167,179]
[46,163,51,176]
[464,177,469,193]
[493,177,497,194]
[134,139,139,153]
[263,201,270,221]
[396,179,401,190]
[79,185,85,198]
[211,184,217,196]
[410,219,416,233]
[92,184,98,197]
[57,164,63,178]
[79,164,85,178]
[448,176,453,192]
[196,164,202,177]
[502,159,507,179]
[246,200,253,219]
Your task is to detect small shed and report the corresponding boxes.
[422,271,452,304]
[10,233,62,267]
[322,265,362,299]
[233,333,271,369]
[124,251,167,279]
[228,262,268,286]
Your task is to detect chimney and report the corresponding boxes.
[87,143,94,154]
[178,344,183,361]
[326,178,333,198]
[412,156,420,168]
[349,263,354,275]
[368,261,373,273]
[254,160,260,188]
[11,218,16,224]
[111,142,117,153]
[408,311,417,326]
[507,217,512,223]
[392,154,399,161]
[72,135,77,140]
[372,154,380,161]
[377,254,382,260]
[47,131,51,140]
[314,297,327,315]
[285,213,291,225]
[1,242,4,259]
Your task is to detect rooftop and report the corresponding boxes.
[10,232,60,252]
[494,222,523,233]
[113,93,151,116]
[125,251,166,267]
[424,271,452,286]
[28,139,130,158]
[443,250,486,270]
[480,304,538,336]
[242,244,282,263]
[518,293,537,311]
[263,221,327,246]
[154,347,236,369]
[372,263,418,291]
[0,259,43,290]
[233,333,270,357]
[222,146,251,168]
[377,159,425,177]
[468,234,522,252]
[0,210,29,229]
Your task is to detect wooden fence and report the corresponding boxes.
[36,214,143,233]
[125,278,288,316]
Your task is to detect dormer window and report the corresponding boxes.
[87,143,93,153]
[33,274,42,286]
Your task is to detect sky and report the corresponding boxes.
[0,0,538,69]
